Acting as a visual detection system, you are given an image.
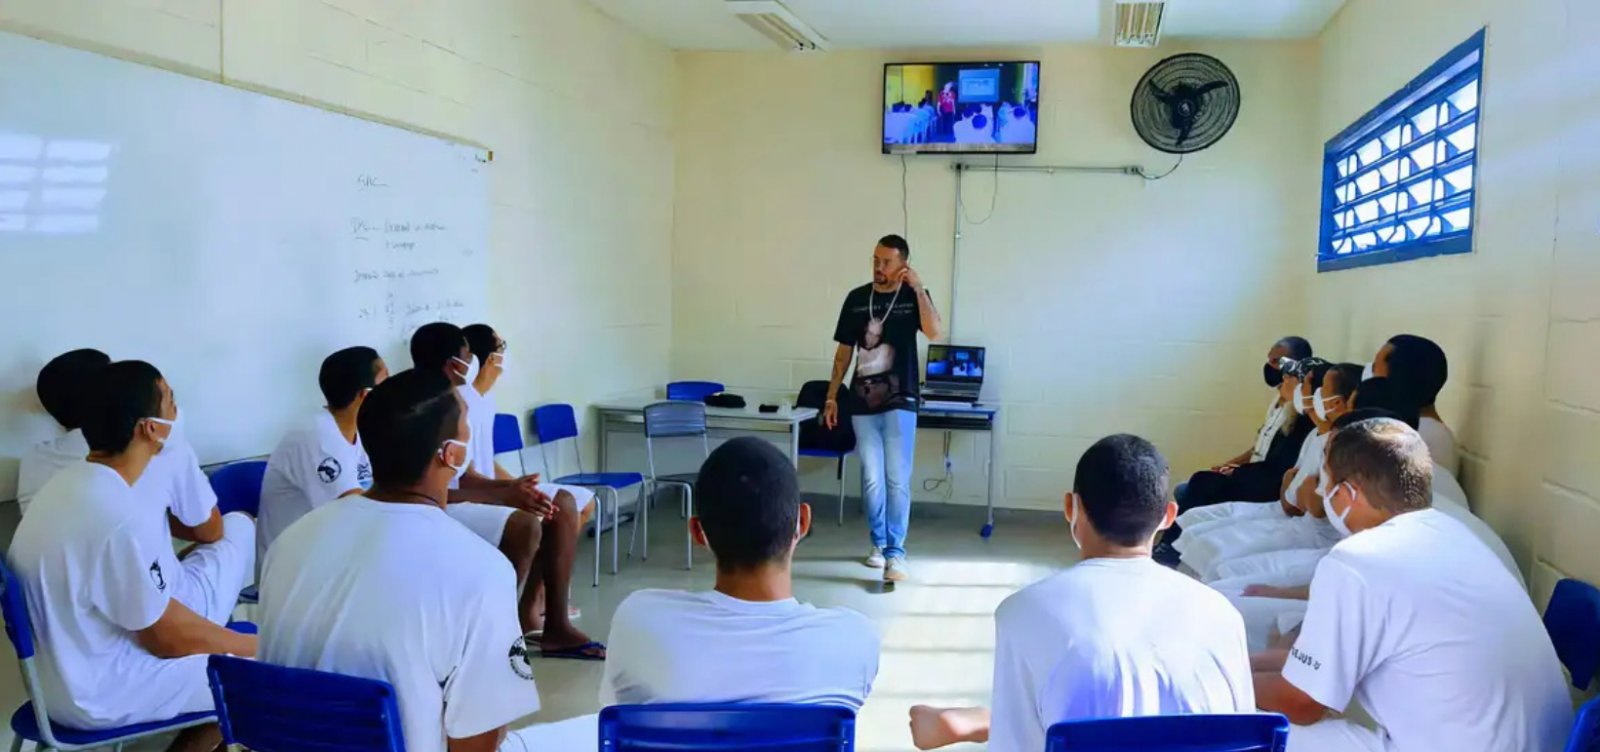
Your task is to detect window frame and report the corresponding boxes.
[1317,28,1487,273]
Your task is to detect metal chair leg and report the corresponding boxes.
[684,485,694,570]
[10,735,24,752]
[628,480,648,560]
[642,481,651,561]
[837,454,847,526]
[613,488,626,575]
[592,489,603,587]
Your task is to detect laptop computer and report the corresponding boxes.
[923,344,985,403]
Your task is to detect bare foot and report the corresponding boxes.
[909,705,989,750]
[539,624,602,656]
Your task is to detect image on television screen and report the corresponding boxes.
[883,61,1040,155]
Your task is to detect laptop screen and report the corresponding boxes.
[926,345,986,383]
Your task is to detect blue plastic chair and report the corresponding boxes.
[632,401,710,569]
[531,403,644,586]
[208,460,268,604]
[0,557,215,752]
[493,412,528,475]
[665,381,725,402]
[1044,714,1290,752]
[1564,695,1600,752]
[598,703,855,751]
[1545,578,1600,691]
[208,655,405,752]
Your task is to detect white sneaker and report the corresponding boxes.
[884,557,909,582]
[864,547,886,568]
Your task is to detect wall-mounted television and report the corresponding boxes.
[883,61,1040,155]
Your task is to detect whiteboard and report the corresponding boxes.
[0,31,489,477]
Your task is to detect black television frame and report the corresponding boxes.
[881,60,1042,156]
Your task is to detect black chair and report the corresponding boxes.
[796,380,856,525]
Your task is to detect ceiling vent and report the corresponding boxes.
[725,0,830,52]
[1113,1,1167,47]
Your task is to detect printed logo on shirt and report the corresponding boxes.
[316,457,343,484]
[148,561,167,592]
[357,460,373,490]
[1290,646,1322,672]
[507,638,535,680]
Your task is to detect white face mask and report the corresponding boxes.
[1362,362,1376,382]
[1312,387,1331,421]
[1068,494,1084,550]
[1288,382,1304,415]
[144,416,176,455]
[450,355,481,386]
[441,429,472,480]
[1319,475,1355,538]
[490,351,507,374]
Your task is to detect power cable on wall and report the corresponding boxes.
[957,154,1001,225]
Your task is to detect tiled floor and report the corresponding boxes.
[0,498,1077,751]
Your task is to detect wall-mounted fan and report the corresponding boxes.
[1130,53,1240,155]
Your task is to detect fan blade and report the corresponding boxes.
[1148,81,1176,104]
[1174,119,1196,147]
[1196,80,1230,96]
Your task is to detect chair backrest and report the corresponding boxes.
[1044,714,1290,752]
[209,460,268,518]
[665,381,725,402]
[208,655,406,752]
[598,703,855,751]
[1564,695,1600,752]
[531,403,580,444]
[0,557,35,660]
[492,412,525,455]
[796,380,856,454]
[643,401,709,439]
[1545,578,1600,690]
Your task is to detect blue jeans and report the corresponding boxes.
[853,409,917,559]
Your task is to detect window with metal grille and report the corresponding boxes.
[1319,29,1484,272]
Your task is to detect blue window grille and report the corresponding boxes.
[1319,29,1485,272]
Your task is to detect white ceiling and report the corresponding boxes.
[583,0,1349,51]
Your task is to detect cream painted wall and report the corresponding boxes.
[672,44,1319,511]
[1309,0,1595,601]
[0,0,676,476]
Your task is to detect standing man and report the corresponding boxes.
[824,234,942,582]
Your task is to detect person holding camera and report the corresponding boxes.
[1155,338,1316,562]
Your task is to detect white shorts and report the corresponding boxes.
[501,714,598,751]
[541,483,596,514]
[1287,719,1387,752]
[446,502,518,548]
[173,512,257,624]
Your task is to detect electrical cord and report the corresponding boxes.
[900,153,909,238]
[1140,154,1184,180]
[958,154,1001,224]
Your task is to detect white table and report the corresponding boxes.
[593,397,819,468]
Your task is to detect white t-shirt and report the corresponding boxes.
[1284,509,1569,752]
[10,462,208,729]
[988,558,1254,752]
[17,428,216,527]
[601,589,879,711]
[1286,429,1330,504]
[260,498,539,752]
[1252,397,1290,462]
[447,384,498,490]
[258,410,371,562]
[1418,417,1459,475]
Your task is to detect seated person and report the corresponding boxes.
[602,437,879,710]
[260,369,550,752]
[1368,334,1456,473]
[1253,417,1569,752]
[19,348,222,543]
[11,360,256,749]
[911,435,1254,752]
[1169,338,1317,525]
[257,346,387,564]
[1176,363,1360,580]
[410,323,600,657]
[461,323,597,649]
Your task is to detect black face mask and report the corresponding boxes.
[1264,362,1283,388]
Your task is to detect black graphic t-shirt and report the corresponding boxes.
[833,282,929,414]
